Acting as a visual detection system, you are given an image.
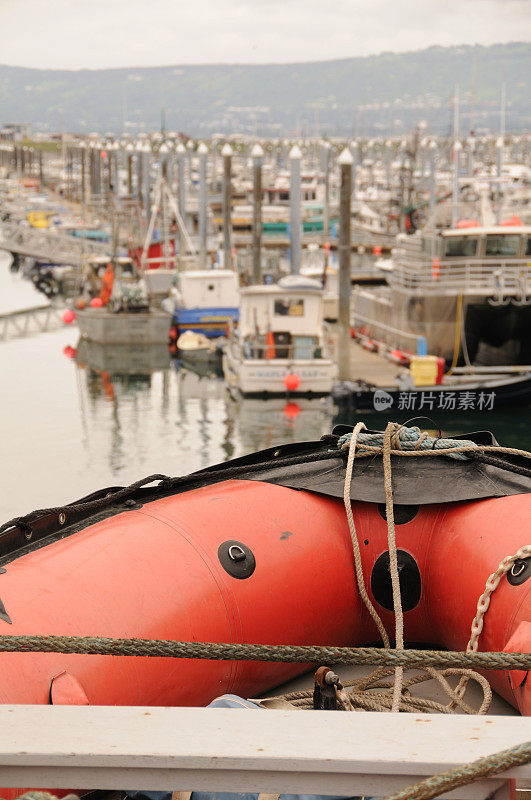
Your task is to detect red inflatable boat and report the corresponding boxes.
[0,424,529,717]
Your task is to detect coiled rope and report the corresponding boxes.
[337,424,478,460]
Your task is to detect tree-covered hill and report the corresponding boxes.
[0,42,529,136]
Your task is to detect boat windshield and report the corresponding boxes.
[485,234,521,257]
[444,236,478,257]
[274,298,305,317]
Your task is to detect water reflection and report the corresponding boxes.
[64,336,334,490]
[0,324,528,522]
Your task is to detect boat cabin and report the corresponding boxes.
[238,276,326,360]
[440,226,531,260]
[176,269,239,310]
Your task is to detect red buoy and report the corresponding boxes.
[62,309,75,324]
[284,373,301,392]
[283,401,301,420]
[90,297,103,308]
[62,345,76,359]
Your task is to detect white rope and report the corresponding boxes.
[339,422,530,716]
[343,421,390,648]
[382,422,405,712]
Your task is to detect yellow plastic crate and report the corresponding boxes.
[409,355,439,387]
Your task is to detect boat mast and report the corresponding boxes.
[452,85,461,228]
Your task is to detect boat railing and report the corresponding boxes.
[350,308,427,355]
[351,224,396,247]
[0,218,109,265]
[388,255,531,300]
[235,337,331,362]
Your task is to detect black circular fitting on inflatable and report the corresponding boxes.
[371,549,422,613]
[507,557,531,586]
[377,504,419,525]
[218,540,256,579]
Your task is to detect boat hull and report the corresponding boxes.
[0,481,528,715]
[223,353,336,396]
[76,309,172,345]
[332,373,531,411]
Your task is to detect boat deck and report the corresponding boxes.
[338,336,407,386]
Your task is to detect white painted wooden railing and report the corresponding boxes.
[0,706,530,799]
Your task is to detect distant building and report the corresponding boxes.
[0,123,31,142]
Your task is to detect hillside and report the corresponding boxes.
[0,42,529,136]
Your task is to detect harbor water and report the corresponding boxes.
[0,252,529,521]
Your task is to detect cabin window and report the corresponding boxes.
[444,236,478,257]
[274,298,304,317]
[485,234,520,257]
[526,238,531,256]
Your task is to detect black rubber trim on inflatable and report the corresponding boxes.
[218,540,256,579]
[371,550,422,613]
[507,557,531,586]
[377,504,419,524]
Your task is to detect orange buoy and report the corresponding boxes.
[388,348,410,366]
[361,337,378,353]
[457,219,479,228]
[502,215,523,226]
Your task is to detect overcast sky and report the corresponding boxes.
[1,0,529,69]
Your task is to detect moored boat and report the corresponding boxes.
[223,275,336,396]
[0,423,529,721]
[332,369,531,411]
[166,269,240,338]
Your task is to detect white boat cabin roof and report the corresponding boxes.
[239,276,324,338]
[178,269,239,309]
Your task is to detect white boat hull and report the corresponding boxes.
[223,351,336,396]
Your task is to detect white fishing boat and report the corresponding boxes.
[223,275,336,396]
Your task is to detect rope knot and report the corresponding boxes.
[389,423,404,451]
